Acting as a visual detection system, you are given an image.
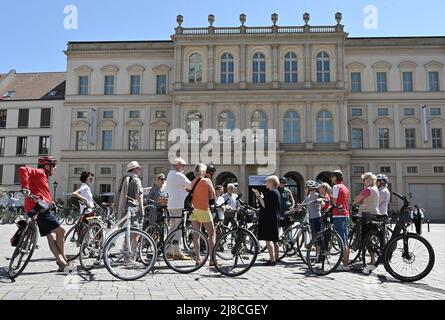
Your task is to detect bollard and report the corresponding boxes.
[427,219,430,232]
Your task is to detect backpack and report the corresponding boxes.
[10,220,28,247]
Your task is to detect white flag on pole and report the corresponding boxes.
[421,105,428,143]
[89,108,97,145]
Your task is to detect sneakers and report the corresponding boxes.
[337,265,350,271]
[362,265,377,275]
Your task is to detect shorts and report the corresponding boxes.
[333,216,349,245]
[28,207,61,237]
[189,208,213,224]
[309,218,322,237]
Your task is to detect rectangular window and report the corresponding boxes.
[79,76,89,95]
[156,75,167,94]
[155,111,166,118]
[429,71,439,92]
[378,128,390,149]
[351,72,362,92]
[407,166,418,174]
[433,166,444,173]
[352,166,365,174]
[103,111,113,119]
[75,131,87,150]
[405,128,416,148]
[130,75,141,95]
[402,72,413,92]
[16,137,27,155]
[404,108,415,116]
[430,107,441,116]
[128,130,140,150]
[104,75,115,95]
[351,108,363,117]
[0,137,4,156]
[432,128,442,148]
[378,108,389,116]
[129,111,140,118]
[380,166,391,174]
[40,108,51,128]
[14,165,24,185]
[154,167,165,175]
[353,183,363,197]
[74,168,85,175]
[102,130,113,150]
[18,109,29,128]
[155,130,167,150]
[77,111,88,119]
[100,167,112,175]
[376,72,388,92]
[351,128,363,149]
[99,184,112,202]
[39,136,50,155]
[0,110,6,128]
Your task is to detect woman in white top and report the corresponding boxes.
[72,171,95,217]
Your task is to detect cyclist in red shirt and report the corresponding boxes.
[19,156,70,271]
[330,170,350,271]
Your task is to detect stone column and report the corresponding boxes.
[336,42,345,88]
[174,45,183,89]
[393,105,401,148]
[240,102,247,130]
[116,107,124,149]
[272,44,279,88]
[338,100,348,149]
[305,101,313,149]
[207,45,215,89]
[239,44,247,89]
[304,43,312,88]
[395,161,404,208]
[239,164,248,204]
[207,102,215,128]
[367,104,375,148]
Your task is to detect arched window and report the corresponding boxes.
[186,111,203,137]
[189,53,202,83]
[316,111,334,143]
[221,53,234,84]
[218,111,235,133]
[284,52,298,83]
[283,111,301,144]
[316,51,330,83]
[251,110,268,142]
[252,52,266,83]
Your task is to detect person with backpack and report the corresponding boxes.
[18,156,71,272]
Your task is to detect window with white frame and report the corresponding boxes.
[74,168,84,175]
[351,72,361,92]
[104,75,115,95]
[380,166,391,174]
[156,75,167,94]
[378,108,389,117]
[351,128,363,149]
[218,111,236,134]
[284,52,298,83]
[283,111,301,144]
[252,52,266,83]
[39,136,50,155]
[79,76,89,95]
[251,110,268,142]
[186,112,203,134]
[404,107,415,116]
[316,111,333,143]
[430,107,441,116]
[155,130,167,150]
[407,166,418,174]
[188,53,203,83]
[102,130,113,150]
[129,110,140,119]
[316,52,330,83]
[100,167,112,175]
[77,111,88,119]
[351,108,363,117]
[16,137,27,155]
[75,130,87,150]
[378,128,390,148]
[376,72,388,92]
[402,72,413,92]
[428,71,439,92]
[0,137,4,156]
[128,130,140,150]
[433,166,444,173]
[130,75,141,95]
[352,166,365,174]
[220,53,234,84]
[103,111,113,119]
[432,128,442,148]
[155,110,166,118]
[405,128,416,148]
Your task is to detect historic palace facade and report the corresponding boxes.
[1,13,444,219]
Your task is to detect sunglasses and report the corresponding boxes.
[159,178,165,181]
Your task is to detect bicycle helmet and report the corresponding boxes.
[305,180,319,189]
[376,174,388,184]
[279,177,287,184]
[38,155,58,166]
[206,164,216,174]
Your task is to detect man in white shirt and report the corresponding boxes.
[165,158,191,259]
[223,183,238,228]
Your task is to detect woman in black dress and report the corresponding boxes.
[253,175,281,266]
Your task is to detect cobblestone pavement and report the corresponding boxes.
[0,223,444,300]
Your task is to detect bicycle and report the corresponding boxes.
[143,205,210,274]
[361,192,435,282]
[235,197,266,254]
[212,197,260,277]
[78,195,157,281]
[7,191,46,279]
[276,207,307,260]
[306,201,345,276]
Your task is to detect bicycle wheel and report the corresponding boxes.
[296,226,312,264]
[79,222,103,271]
[383,233,435,282]
[306,230,344,276]
[361,228,385,268]
[248,224,267,253]
[214,224,232,260]
[212,228,258,277]
[348,224,362,264]
[103,228,157,281]
[8,223,38,279]
[163,227,209,273]
[278,225,300,260]
[65,224,80,261]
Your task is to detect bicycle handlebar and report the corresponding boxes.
[392,192,407,201]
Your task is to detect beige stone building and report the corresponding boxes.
[2,13,445,220]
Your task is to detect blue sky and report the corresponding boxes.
[2,0,445,73]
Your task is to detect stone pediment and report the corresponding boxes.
[98,119,118,127]
[71,119,90,127]
[424,61,444,69]
[372,61,392,69]
[100,65,119,73]
[74,65,93,73]
[398,61,417,69]
[152,64,171,73]
[346,62,366,70]
[348,118,368,126]
[400,117,420,125]
[127,64,145,72]
[151,120,170,128]
[124,119,144,127]
[374,117,394,125]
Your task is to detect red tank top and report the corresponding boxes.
[332,183,350,217]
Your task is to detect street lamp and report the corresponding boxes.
[53,181,58,201]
